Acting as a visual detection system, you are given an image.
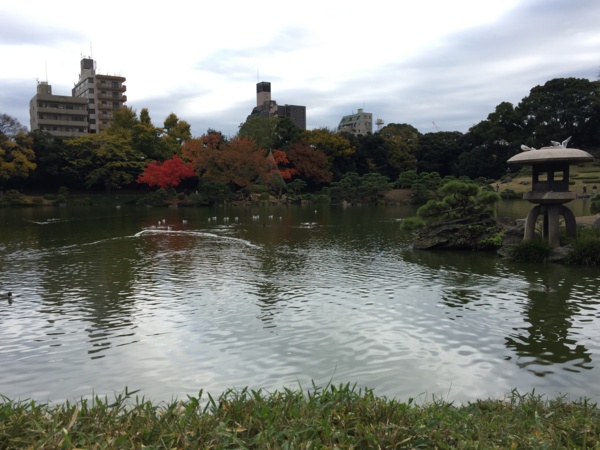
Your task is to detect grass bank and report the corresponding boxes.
[1,385,599,449]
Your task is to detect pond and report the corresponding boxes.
[1,199,599,405]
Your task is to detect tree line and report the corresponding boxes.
[1,77,599,205]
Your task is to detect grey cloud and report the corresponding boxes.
[0,13,83,45]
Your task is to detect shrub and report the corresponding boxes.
[1,189,26,205]
[565,227,600,265]
[58,186,69,198]
[500,189,520,200]
[478,231,504,249]
[591,194,600,214]
[400,216,425,231]
[181,192,209,206]
[509,238,552,263]
[137,189,171,207]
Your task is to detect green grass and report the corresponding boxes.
[2,385,599,449]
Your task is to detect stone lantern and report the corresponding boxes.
[507,138,594,248]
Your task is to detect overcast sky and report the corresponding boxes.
[2,0,599,138]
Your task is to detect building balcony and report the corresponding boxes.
[35,106,87,115]
[97,93,127,102]
[97,103,124,111]
[96,82,126,92]
[37,119,88,127]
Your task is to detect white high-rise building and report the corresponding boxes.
[72,58,127,133]
[337,108,373,136]
[29,82,88,137]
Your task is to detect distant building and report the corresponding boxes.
[29,82,89,137]
[72,58,127,133]
[29,57,127,137]
[337,108,372,136]
[248,81,306,130]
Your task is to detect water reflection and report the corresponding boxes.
[2,205,600,404]
[504,264,595,376]
[403,247,597,377]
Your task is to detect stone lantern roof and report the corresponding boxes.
[507,147,593,165]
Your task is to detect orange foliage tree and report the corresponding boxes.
[182,134,270,191]
[137,154,196,189]
[287,142,332,186]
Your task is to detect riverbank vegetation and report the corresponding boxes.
[2,385,599,449]
[2,77,600,208]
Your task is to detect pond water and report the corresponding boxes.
[1,199,599,405]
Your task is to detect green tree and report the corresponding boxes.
[410,172,443,205]
[354,133,390,176]
[107,106,139,137]
[133,108,170,161]
[378,123,419,178]
[357,173,392,204]
[162,113,192,152]
[0,115,36,186]
[0,113,28,137]
[329,172,360,204]
[417,131,464,176]
[29,130,68,188]
[238,116,279,150]
[273,117,303,151]
[65,133,146,193]
[515,78,600,149]
[417,180,500,223]
[395,170,418,189]
[457,102,525,180]
[303,128,356,180]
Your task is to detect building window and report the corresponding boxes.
[89,119,96,124]
[89,109,95,114]
[88,88,94,94]
[112,102,119,108]
[88,77,94,83]
[88,99,95,104]
[111,82,119,88]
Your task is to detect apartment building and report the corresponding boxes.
[29,82,89,137]
[249,81,306,130]
[337,108,373,136]
[72,58,127,133]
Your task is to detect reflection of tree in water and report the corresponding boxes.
[405,246,595,375]
[252,245,310,329]
[38,236,139,360]
[504,265,593,376]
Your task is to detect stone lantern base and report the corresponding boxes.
[524,204,577,248]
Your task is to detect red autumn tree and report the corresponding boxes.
[137,154,196,189]
[270,149,298,180]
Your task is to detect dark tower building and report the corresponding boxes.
[248,81,306,130]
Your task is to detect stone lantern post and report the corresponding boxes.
[507,139,594,248]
